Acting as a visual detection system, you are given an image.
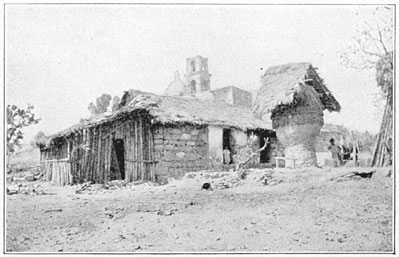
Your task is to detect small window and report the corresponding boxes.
[190,80,196,95]
[191,60,196,72]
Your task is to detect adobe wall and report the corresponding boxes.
[153,124,209,179]
[208,126,224,162]
[212,87,233,105]
[231,87,252,108]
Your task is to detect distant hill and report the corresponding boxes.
[316,124,376,153]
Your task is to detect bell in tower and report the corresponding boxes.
[185,55,211,95]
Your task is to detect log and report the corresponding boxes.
[134,119,138,181]
[139,116,144,181]
[104,135,109,183]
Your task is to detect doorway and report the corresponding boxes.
[259,136,271,163]
[223,129,233,164]
[111,139,125,180]
[257,130,276,164]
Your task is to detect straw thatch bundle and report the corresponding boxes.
[253,63,341,168]
[372,52,393,167]
[253,63,340,121]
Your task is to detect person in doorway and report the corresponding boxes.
[328,138,342,166]
[223,147,231,164]
[340,136,351,162]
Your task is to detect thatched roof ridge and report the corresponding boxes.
[47,90,271,141]
[120,90,271,130]
[253,62,341,119]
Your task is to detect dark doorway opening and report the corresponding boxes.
[111,139,125,180]
[259,136,271,163]
[257,130,276,164]
[223,129,233,164]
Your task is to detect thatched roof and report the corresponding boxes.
[119,90,271,130]
[253,62,341,119]
[48,90,271,140]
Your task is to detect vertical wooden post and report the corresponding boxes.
[139,116,144,181]
[149,124,154,181]
[104,129,109,183]
[134,119,138,181]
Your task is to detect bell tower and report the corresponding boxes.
[184,56,211,96]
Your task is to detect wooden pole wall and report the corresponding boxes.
[40,113,158,186]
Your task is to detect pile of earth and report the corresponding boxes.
[6,168,42,183]
[6,183,47,196]
[72,180,161,194]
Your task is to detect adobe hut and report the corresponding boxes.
[40,90,274,185]
[253,63,341,168]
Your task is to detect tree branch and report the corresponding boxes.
[376,24,389,54]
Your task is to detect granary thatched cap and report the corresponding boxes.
[164,71,190,96]
[253,62,341,120]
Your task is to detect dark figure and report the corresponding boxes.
[328,138,342,166]
[342,144,352,161]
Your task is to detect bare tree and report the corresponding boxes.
[340,7,393,69]
[340,6,393,167]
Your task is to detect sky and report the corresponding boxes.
[5,4,393,143]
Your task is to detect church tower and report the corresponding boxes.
[184,56,211,96]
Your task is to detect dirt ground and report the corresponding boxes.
[5,166,393,253]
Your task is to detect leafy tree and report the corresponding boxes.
[111,96,121,112]
[31,130,46,148]
[7,104,40,168]
[88,94,112,115]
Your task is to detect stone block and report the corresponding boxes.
[164,151,174,161]
[154,146,163,152]
[187,153,197,161]
[176,152,185,159]
[191,130,199,136]
[156,165,168,175]
[187,141,196,146]
[171,128,182,135]
[200,134,208,142]
[165,145,175,150]
[154,139,163,145]
[181,133,191,141]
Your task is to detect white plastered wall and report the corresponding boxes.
[208,126,223,163]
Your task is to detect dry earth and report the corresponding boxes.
[6,167,393,253]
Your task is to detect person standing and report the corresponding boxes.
[328,138,342,167]
[223,147,231,164]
